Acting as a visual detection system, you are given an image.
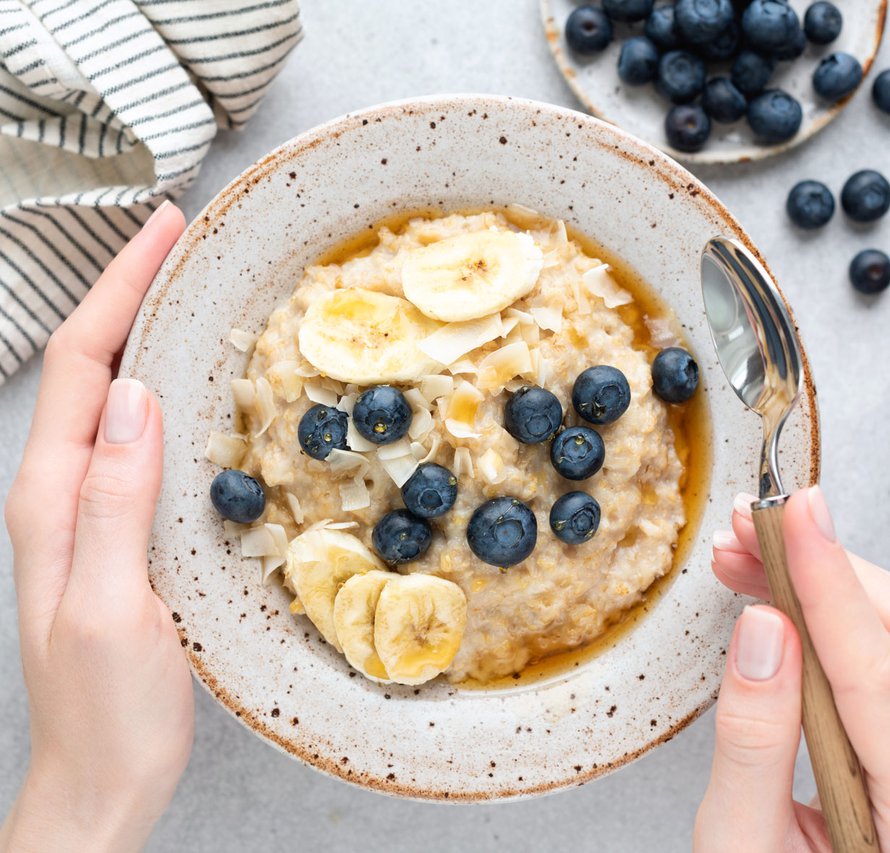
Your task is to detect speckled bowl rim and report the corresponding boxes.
[123,94,821,801]
[539,0,887,165]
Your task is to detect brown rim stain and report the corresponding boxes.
[125,95,822,800]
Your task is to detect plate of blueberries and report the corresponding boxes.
[541,0,886,162]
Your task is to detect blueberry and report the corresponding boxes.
[742,1,801,57]
[772,26,806,61]
[841,170,890,223]
[401,463,458,519]
[352,386,411,445]
[747,89,802,143]
[565,5,613,54]
[804,1,842,45]
[549,492,602,545]
[504,385,563,444]
[550,426,606,481]
[645,7,680,51]
[372,509,431,565]
[813,52,863,101]
[696,21,740,61]
[617,37,660,86]
[210,469,265,523]
[874,69,890,114]
[674,0,734,45]
[572,365,631,425]
[786,180,835,229]
[656,51,707,104]
[849,249,890,295]
[297,403,349,460]
[665,104,712,152]
[602,0,654,23]
[702,77,747,123]
[731,50,776,97]
[652,348,699,403]
[467,497,537,568]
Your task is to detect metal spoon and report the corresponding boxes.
[701,236,877,853]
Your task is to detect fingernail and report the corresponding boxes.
[733,492,758,520]
[713,530,744,552]
[143,199,171,230]
[105,378,148,444]
[807,486,836,542]
[736,606,784,681]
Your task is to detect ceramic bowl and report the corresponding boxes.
[120,95,820,801]
[541,0,887,165]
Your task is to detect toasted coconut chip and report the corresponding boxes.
[418,314,503,366]
[420,373,454,402]
[403,387,430,410]
[254,377,276,436]
[336,392,356,414]
[223,519,247,538]
[537,354,552,387]
[325,521,360,530]
[266,361,303,402]
[530,304,563,333]
[645,316,681,348]
[346,419,376,452]
[231,378,255,410]
[240,525,277,558]
[229,327,256,352]
[499,315,520,337]
[478,448,506,484]
[340,476,371,511]
[552,219,568,246]
[377,438,414,461]
[445,418,481,440]
[419,434,442,463]
[504,379,527,393]
[476,341,534,392]
[408,407,433,440]
[328,448,370,479]
[453,446,474,478]
[262,554,286,581]
[303,381,338,407]
[380,453,419,487]
[571,279,592,316]
[505,307,535,324]
[205,432,246,468]
[583,264,632,308]
[505,202,542,221]
[447,359,477,375]
[447,379,484,422]
[294,362,321,378]
[284,492,304,525]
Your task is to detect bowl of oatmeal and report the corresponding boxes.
[120,95,819,800]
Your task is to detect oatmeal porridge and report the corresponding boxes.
[205,208,704,687]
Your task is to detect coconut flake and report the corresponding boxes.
[476,341,533,392]
[447,359,477,375]
[506,307,535,324]
[284,492,304,525]
[345,419,376,452]
[645,316,681,348]
[240,525,276,558]
[530,304,563,333]
[403,388,430,410]
[453,446,474,478]
[418,314,503,365]
[583,265,632,308]
[325,520,360,530]
[231,378,255,410]
[336,393,356,414]
[420,434,442,463]
[505,202,542,221]
[328,448,370,479]
[445,419,482,440]
[229,328,256,352]
[262,554,285,581]
[408,407,433,440]
[254,377,276,436]
[267,361,304,402]
[205,432,246,467]
[420,374,454,403]
[499,315,520,337]
[303,381,338,407]
[570,278,592,316]
[380,453,419,487]
[504,379,527,393]
[294,362,321,378]
[477,448,506,484]
[377,438,414,461]
[339,476,371,511]
[537,354,552,387]
[223,519,247,538]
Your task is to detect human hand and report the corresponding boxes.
[2,202,192,853]
[694,487,890,851]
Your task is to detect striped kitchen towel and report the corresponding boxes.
[0,0,302,384]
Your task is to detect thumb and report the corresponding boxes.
[695,605,803,852]
[68,378,163,607]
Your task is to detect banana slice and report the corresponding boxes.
[333,570,394,682]
[401,230,544,322]
[298,287,443,384]
[284,529,385,652]
[373,573,468,685]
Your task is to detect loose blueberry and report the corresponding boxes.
[813,52,863,101]
[786,180,835,229]
[696,21,740,61]
[352,386,412,445]
[652,348,699,403]
[297,403,349,460]
[772,26,806,61]
[747,89,802,143]
[550,426,606,481]
[617,36,660,86]
[565,5,613,54]
[656,51,707,104]
[372,509,431,565]
[841,170,890,223]
[731,50,776,97]
[210,469,265,523]
[572,365,632,425]
[873,69,890,114]
[702,77,748,123]
[401,463,458,519]
[467,497,537,568]
[602,0,654,23]
[742,0,801,57]
[674,0,735,45]
[804,1,842,45]
[549,492,602,545]
[504,385,563,444]
[645,7,680,51]
[849,249,890,295]
[665,104,712,152]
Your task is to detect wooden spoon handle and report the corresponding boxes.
[752,499,879,852]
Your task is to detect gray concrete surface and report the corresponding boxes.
[2,2,888,850]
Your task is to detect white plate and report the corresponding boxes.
[120,95,820,801]
[541,0,887,164]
